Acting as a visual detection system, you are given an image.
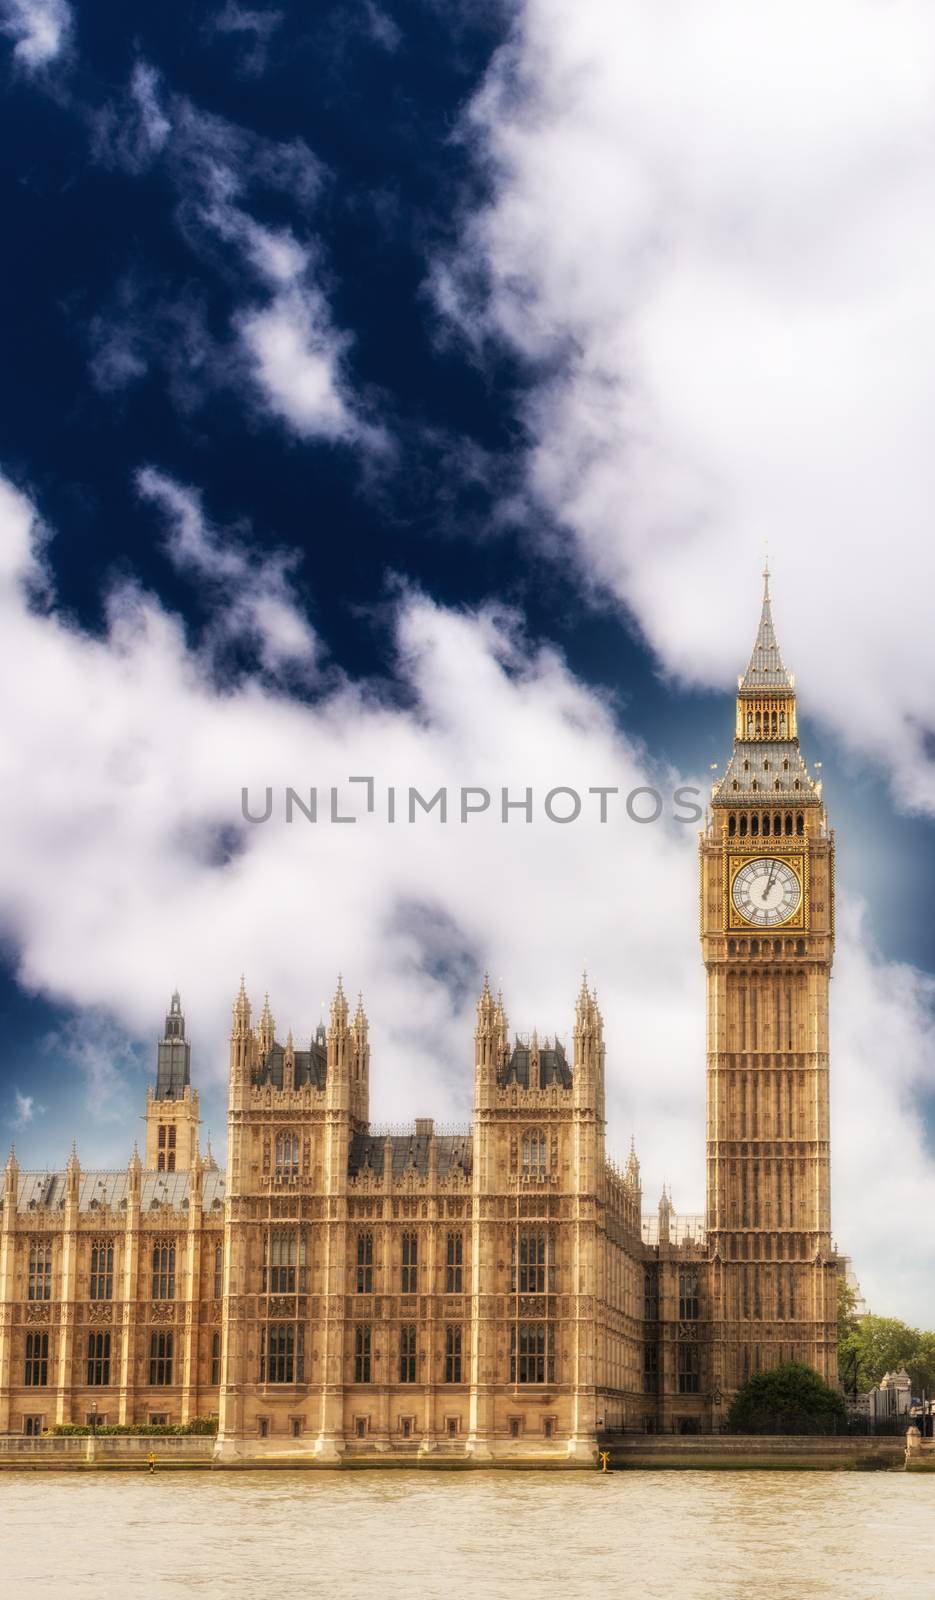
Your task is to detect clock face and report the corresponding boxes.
[731,857,801,927]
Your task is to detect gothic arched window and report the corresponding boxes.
[86,1331,111,1387]
[90,1239,113,1301]
[27,1237,52,1302]
[264,1228,306,1293]
[401,1232,418,1293]
[521,1129,547,1178]
[796,813,804,835]
[356,1231,373,1293]
[24,1332,50,1386]
[274,1131,299,1181]
[151,1239,176,1300]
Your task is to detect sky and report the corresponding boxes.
[2,0,935,1325]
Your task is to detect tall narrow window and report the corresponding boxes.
[399,1324,417,1383]
[90,1239,114,1301]
[356,1232,373,1293]
[149,1332,173,1386]
[513,1230,555,1293]
[354,1326,372,1383]
[211,1331,221,1387]
[678,1268,700,1320]
[263,1229,306,1293]
[28,1238,52,1302]
[24,1332,50,1386]
[151,1239,176,1300]
[445,1232,463,1294]
[260,1324,304,1384]
[643,1268,659,1321]
[677,1342,700,1394]
[86,1331,111,1386]
[213,1243,223,1300]
[274,1131,300,1181]
[400,1232,418,1293]
[444,1326,462,1384]
[521,1129,547,1178]
[157,1124,177,1173]
[642,1343,658,1394]
[510,1323,554,1384]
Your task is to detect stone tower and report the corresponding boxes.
[702,568,838,1395]
[143,991,200,1171]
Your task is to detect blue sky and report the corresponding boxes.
[2,1,935,1323]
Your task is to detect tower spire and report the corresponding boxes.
[739,563,793,692]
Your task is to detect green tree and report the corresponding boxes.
[728,1361,847,1434]
[840,1315,923,1394]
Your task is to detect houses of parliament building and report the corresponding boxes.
[0,577,839,1461]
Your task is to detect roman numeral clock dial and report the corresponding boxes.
[731,856,802,928]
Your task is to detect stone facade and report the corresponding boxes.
[0,575,838,1460]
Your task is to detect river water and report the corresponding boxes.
[5,1470,933,1599]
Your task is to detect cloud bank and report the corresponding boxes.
[441,0,935,814]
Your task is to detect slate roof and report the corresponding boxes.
[253,1036,327,1090]
[10,1169,225,1214]
[348,1131,473,1180]
[712,739,821,807]
[499,1039,573,1090]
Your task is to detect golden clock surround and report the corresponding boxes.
[724,847,808,931]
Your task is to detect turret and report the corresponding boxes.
[658,1184,672,1247]
[349,992,370,1126]
[145,990,200,1169]
[229,977,256,1101]
[128,1141,142,1199]
[474,974,508,1110]
[65,1142,81,1206]
[3,1146,19,1220]
[257,993,274,1058]
[572,972,605,1119]
[624,1136,641,1196]
[325,976,351,1112]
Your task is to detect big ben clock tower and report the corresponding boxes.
[702,568,838,1399]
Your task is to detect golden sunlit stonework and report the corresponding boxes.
[0,575,837,1461]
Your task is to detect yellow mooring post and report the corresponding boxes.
[599,1450,611,1473]
[148,1451,156,1474]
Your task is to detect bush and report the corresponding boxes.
[728,1361,847,1434]
[46,1416,218,1437]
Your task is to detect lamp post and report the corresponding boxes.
[90,1398,98,1437]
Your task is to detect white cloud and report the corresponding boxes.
[2,472,934,1321]
[210,4,283,76]
[136,466,318,673]
[238,287,367,445]
[10,1090,38,1130]
[1,0,71,69]
[90,66,382,448]
[363,3,401,53]
[441,0,935,814]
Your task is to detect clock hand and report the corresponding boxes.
[762,864,778,902]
